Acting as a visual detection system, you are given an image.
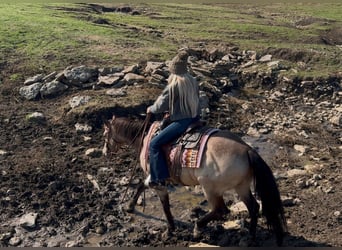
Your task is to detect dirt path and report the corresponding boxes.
[0,77,341,247]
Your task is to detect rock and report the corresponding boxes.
[98,66,124,76]
[97,75,122,86]
[122,64,139,74]
[86,174,100,190]
[330,114,341,126]
[25,112,46,124]
[95,225,106,235]
[222,220,241,230]
[40,80,68,97]
[85,148,102,158]
[230,201,248,214]
[0,149,9,157]
[42,71,58,82]
[119,176,130,186]
[246,127,260,137]
[258,54,272,62]
[295,178,307,188]
[69,95,91,108]
[19,212,38,230]
[75,123,92,133]
[123,73,145,85]
[83,135,92,142]
[282,196,297,206]
[106,88,127,97]
[287,168,307,177]
[9,236,22,246]
[145,61,165,73]
[63,65,98,86]
[189,242,219,247]
[19,82,43,100]
[304,164,321,173]
[24,74,44,85]
[267,60,280,68]
[294,144,308,154]
[333,211,341,217]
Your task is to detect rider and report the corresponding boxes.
[145,50,201,190]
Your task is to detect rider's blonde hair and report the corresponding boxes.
[168,73,199,118]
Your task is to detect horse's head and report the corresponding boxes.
[102,115,145,157]
[102,115,120,157]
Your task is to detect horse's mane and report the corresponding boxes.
[111,117,144,141]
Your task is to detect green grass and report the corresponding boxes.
[0,2,341,81]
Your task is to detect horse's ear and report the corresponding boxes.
[103,119,110,129]
[111,115,116,121]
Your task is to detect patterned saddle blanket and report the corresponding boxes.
[142,121,219,184]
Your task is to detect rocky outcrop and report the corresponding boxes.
[19,47,341,103]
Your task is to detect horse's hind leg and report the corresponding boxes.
[126,182,146,213]
[235,183,260,240]
[194,191,229,238]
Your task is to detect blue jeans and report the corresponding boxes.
[149,117,199,183]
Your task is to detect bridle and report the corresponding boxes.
[103,114,152,204]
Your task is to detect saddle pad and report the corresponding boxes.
[169,127,218,168]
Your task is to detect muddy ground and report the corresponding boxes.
[0,61,341,248]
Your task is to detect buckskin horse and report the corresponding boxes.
[102,115,287,246]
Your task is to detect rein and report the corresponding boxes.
[120,113,151,205]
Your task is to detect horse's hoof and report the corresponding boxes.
[125,204,135,213]
[239,235,255,247]
[162,228,173,239]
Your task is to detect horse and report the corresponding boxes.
[102,115,287,246]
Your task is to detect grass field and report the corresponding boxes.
[0,1,341,82]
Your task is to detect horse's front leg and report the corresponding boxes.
[155,188,175,235]
[126,182,146,213]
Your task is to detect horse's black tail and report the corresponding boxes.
[248,149,287,246]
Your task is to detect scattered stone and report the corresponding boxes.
[281,196,299,206]
[97,75,121,86]
[18,212,38,230]
[333,211,341,217]
[294,144,308,154]
[69,95,91,108]
[25,112,46,124]
[42,71,58,82]
[19,82,43,100]
[85,148,102,158]
[258,54,272,62]
[119,176,130,186]
[295,178,306,188]
[222,220,241,230]
[63,65,98,86]
[75,123,92,133]
[83,135,92,142]
[123,73,145,84]
[24,74,44,85]
[0,149,9,157]
[86,174,100,190]
[40,80,68,97]
[9,236,22,246]
[230,201,248,214]
[287,168,307,177]
[145,61,165,73]
[106,88,127,97]
[189,242,219,247]
[330,114,341,126]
